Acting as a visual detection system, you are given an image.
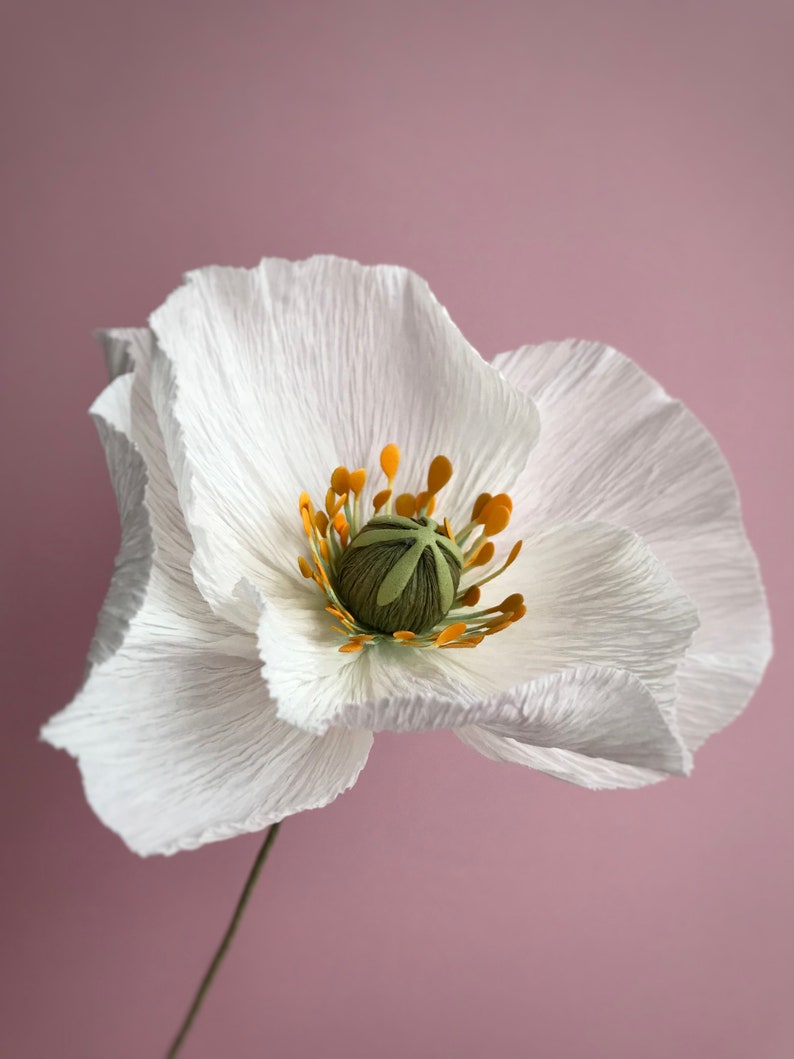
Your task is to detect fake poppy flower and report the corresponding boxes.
[42,256,771,856]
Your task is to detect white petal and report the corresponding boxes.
[83,372,152,669]
[43,640,372,855]
[254,521,695,751]
[147,256,540,625]
[98,327,137,380]
[252,577,489,735]
[43,339,371,854]
[94,329,242,649]
[495,340,772,748]
[458,522,699,718]
[457,665,690,786]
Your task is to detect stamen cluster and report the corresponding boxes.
[297,445,526,653]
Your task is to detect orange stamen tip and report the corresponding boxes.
[319,539,330,560]
[373,488,392,512]
[500,593,524,613]
[467,541,495,568]
[338,642,364,653]
[461,585,481,607]
[298,491,311,512]
[482,492,513,516]
[511,604,527,622]
[443,517,455,541]
[331,466,350,495]
[506,540,523,566]
[392,630,416,641]
[349,468,367,496]
[380,443,400,480]
[485,620,514,636]
[483,505,511,536]
[330,494,347,517]
[325,488,337,515]
[297,556,313,578]
[301,508,313,535]
[427,455,453,494]
[314,511,329,537]
[471,492,492,520]
[435,622,468,646]
[395,492,416,517]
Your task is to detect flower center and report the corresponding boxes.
[336,515,463,634]
[297,445,526,653]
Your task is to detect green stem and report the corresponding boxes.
[166,822,283,1058]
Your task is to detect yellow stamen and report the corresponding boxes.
[331,466,350,495]
[466,541,495,568]
[483,505,511,536]
[427,455,453,495]
[497,592,524,613]
[380,444,400,481]
[395,493,416,517]
[327,493,347,518]
[373,488,392,512]
[349,468,367,496]
[485,620,514,636]
[460,585,481,607]
[479,493,513,518]
[471,492,492,520]
[316,562,333,588]
[505,540,522,567]
[298,444,522,654]
[415,491,436,516]
[435,622,468,646]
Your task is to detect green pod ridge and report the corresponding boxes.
[336,516,464,634]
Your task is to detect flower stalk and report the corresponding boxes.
[167,822,282,1058]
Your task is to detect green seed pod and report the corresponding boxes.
[336,515,464,634]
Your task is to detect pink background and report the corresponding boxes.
[2,2,792,1057]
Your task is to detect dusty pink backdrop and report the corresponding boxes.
[2,2,792,1057]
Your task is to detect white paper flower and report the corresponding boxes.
[42,256,771,856]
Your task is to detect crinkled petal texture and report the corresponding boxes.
[259,519,698,771]
[45,264,772,837]
[146,255,540,627]
[144,262,757,790]
[454,339,770,783]
[42,333,371,856]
